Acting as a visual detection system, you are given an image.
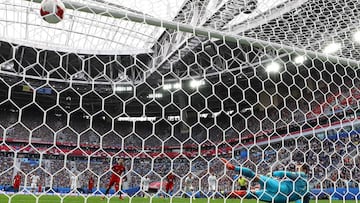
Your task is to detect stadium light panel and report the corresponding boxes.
[83,115,91,119]
[147,93,163,98]
[118,117,156,122]
[294,55,307,64]
[323,42,341,54]
[173,82,181,89]
[1,61,14,71]
[265,62,281,73]
[163,83,181,90]
[163,84,172,90]
[353,30,360,43]
[167,115,180,121]
[114,85,133,92]
[190,80,205,88]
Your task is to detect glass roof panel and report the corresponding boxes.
[0,0,186,54]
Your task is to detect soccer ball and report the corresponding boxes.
[40,0,65,24]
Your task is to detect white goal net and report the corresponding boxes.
[0,0,359,202]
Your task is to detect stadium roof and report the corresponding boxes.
[0,0,186,55]
[0,0,359,85]
[0,0,289,55]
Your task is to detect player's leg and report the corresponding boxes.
[165,183,170,196]
[13,186,19,193]
[144,187,149,198]
[116,180,124,200]
[102,179,115,200]
[186,188,191,199]
[103,185,110,196]
[78,187,83,196]
[210,186,216,199]
[142,186,145,197]
[170,183,174,196]
[31,183,35,193]
[70,184,75,194]
[115,182,119,193]
[166,184,169,195]
[183,187,187,198]
[185,187,189,198]
[190,187,195,199]
[70,184,76,196]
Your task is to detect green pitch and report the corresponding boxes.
[0,195,356,203]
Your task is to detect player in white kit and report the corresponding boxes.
[184,173,195,199]
[70,174,80,194]
[30,174,40,193]
[141,175,150,197]
[208,172,217,199]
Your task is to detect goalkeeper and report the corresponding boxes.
[221,158,310,203]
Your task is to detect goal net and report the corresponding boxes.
[0,0,359,202]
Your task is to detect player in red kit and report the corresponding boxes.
[88,176,94,194]
[13,172,21,192]
[101,159,126,200]
[166,172,175,195]
[38,183,42,193]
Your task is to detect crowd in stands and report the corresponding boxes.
[0,155,14,186]
[1,82,359,146]
[0,130,358,195]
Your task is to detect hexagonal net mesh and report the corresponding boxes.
[0,0,359,202]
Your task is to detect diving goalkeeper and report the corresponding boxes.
[221,158,310,203]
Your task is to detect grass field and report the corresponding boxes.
[0,195,356,203]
